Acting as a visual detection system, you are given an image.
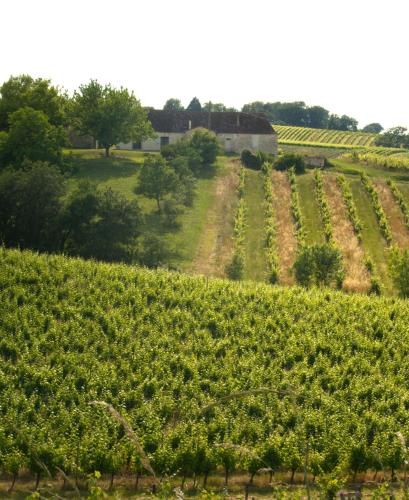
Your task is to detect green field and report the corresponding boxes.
[3,248,409,497]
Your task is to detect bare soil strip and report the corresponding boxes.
[323,175,370,293]
[271,171,297,285]
[373,180,409,249]
[190,161,239,278]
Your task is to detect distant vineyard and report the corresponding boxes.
[275,125,377,147]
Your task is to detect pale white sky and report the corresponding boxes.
[1,0,408,129]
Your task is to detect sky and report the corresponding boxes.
[1,0,408,129]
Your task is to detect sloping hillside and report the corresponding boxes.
[275,125,377,147]
[1,248,409,491]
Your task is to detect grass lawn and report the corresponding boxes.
[296,172,325,245]
[348,178,392,293]
[243,168,267,281]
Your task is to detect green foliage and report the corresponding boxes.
[336,175,362,240]
[288,167,306,245]
[63,182,142,262]
[0,162,65,251]
[262,163,279,284]
[375,126,409,149]
[71,80,153,156]
[0,74,67,130]
[186,97,202,111]
[343,151,409,171]
[226,167,246,280]
[135,155,178,211]
[389,247,409,298]
[314,169,333,243]
[293,244,344,288]
[0,107,66,167]
[360,172,392,245]
[362,123,383,134]
[387,180,409,230]
[188,128,220,166]
[163,98,184,111]
[2,247,409,488]
[275,153,305,174]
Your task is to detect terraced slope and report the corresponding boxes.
[276,125,377,147]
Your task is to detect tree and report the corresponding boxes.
[163,98,184,111]
[0,74,67,130]
[202,102,237,112]
[0,162,65,251]
[0,107,66,167]
[188,128,220,166]
[135,155,178,211]
[362,123,383,134]
[293,244,344,288]
[375,126,409,148]
[389,247,409,298]
[307,106,329,129]
[328,114,358,131]
[186,97,202,112]
[63,182,142,262]
[71,80,153,157]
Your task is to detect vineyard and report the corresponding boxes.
[275,125,377,147]
[3,248,409,497]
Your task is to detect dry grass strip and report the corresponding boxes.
[271,171,297,285]
[323,174,370,293]
[190,160,239,278]
[373,180,409,249]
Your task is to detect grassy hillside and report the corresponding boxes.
[275,125,377,147]
[2,248,409,494]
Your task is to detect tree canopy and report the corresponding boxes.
[163,98,184,111]
[362,122,383,134]
[375,126,409,148]
[71,80,154,156]
[0,74,67,130]
[0,107,66,168]
[186,97,202,112]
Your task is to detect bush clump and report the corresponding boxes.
[274,153,305,174]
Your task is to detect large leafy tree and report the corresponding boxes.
[375,126,409,148]
[362,122,383,134]
[71,80,153,157]
[163,98,184,111]
[0,107,66,168]
[0,74,67,130]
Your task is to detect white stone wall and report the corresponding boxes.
[217,133,277,155]
[118,132,278,155]
[117,133,184,151]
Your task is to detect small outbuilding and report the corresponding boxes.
[118,110,277,155]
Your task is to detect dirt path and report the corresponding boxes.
[323,175,370,293]
[373,180,409,249]
[271,171,297,285]
[189,160,239,278]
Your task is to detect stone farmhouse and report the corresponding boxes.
[117,110,278,155]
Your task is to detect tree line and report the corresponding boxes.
[163,97,386,133]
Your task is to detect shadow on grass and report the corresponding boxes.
[71,157,140,182]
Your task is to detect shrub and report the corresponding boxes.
[274,153,305,174]
[389,247,409,298]
[240,149,261,170]
[293,244,344,288]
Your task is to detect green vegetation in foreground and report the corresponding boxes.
[296,172,325,245]
[243,168,267,280]
[65,148,224,270]
[348,178,392,292]
[3,248,409,494]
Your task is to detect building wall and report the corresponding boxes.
[117,133,184,151]
[118,132,278,155]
